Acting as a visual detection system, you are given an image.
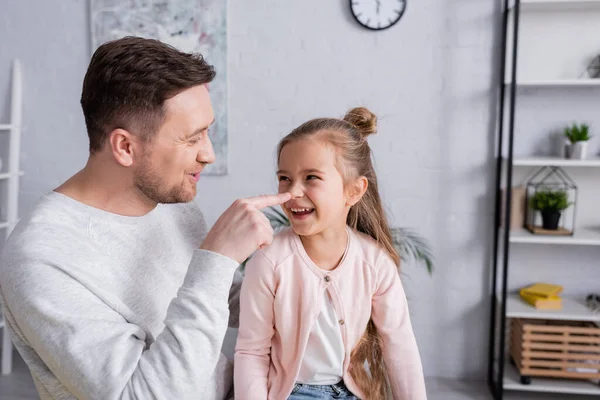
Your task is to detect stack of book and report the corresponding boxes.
[520,283,563,310]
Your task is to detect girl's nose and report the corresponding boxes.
[289,182,304,198]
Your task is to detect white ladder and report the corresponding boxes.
[1,59,23,376]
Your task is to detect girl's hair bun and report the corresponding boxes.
[343,107,377,139]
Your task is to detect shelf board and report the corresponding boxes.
[504,362,600,395]
[509,0,600,12]
[0,171,24,180]
[505,294,600,322]
[509,227,600,246]
[0,124,12,130]
[508,156,600,167]
[0,320,4,329]
[505,79,600,87]
[0,222,8,229]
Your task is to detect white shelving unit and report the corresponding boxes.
[509,227,600,245]
[508,156,600,167]
[505,294,599,321]
[505,79,600,87]
[504,363,600,396]
[505,0,600,84]
[503,286,600,397]
[509,0,600,12]
[497,296,600,396]
[0,59,23,376]
[504,157,600,247]
[501,161,600,396]
[491,1,600,399]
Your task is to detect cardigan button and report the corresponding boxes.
[339,320,345,325]
[324,276,331,282]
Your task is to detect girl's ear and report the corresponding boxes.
[346,176,368,207]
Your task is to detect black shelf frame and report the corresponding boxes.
[487,0,521,399]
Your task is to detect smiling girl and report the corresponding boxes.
[234,107,427,400]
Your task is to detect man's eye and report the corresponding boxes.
[188,134,204,144]
[307,175,319,180]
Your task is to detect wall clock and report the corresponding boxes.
[350,0,407,31]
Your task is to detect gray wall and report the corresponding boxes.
[6,0,595,381]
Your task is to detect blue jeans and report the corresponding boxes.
[288,381,359,399]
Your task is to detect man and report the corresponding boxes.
[0,37,289,399]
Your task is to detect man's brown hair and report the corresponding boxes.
[81,36,216,153]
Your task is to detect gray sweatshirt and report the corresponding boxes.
[0,191,241,399]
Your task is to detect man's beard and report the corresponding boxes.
[133,155,194,204]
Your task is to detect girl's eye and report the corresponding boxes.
[307,175,319,180]
[278,176,290,182]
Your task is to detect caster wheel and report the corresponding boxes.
[520,375,531,385]
[509,357,516,367]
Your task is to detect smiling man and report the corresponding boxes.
[0,37,289,400]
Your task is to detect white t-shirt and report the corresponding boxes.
[296,286,345,385]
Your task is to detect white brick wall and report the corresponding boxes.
[1,0,598,380]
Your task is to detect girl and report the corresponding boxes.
[234,107,427,400]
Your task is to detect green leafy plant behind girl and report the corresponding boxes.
[234,107,427,400]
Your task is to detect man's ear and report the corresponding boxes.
[346,176,368,207]
[108,128,136,167]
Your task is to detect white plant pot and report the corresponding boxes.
[569,141,588,160]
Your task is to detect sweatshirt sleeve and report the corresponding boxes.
[371,254,428,400]
[234,251,276,400]
[227,267,244,329]
[0,249,238,400]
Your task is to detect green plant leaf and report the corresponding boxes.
[529,189,572,212]
[263,206,290,231]
[565,122,592,143]
[391,227,434,275]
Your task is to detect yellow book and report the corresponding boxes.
[520,283,563,299]
[520,292,562,310]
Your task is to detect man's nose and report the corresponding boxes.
[198,137,216,165]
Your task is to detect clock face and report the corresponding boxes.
[350,0,407,31]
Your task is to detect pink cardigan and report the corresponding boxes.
[234,227,427,400]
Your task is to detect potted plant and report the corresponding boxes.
[564,123,592,160]
[529,189,572,230]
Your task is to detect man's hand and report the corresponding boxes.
[200,193,292,263]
